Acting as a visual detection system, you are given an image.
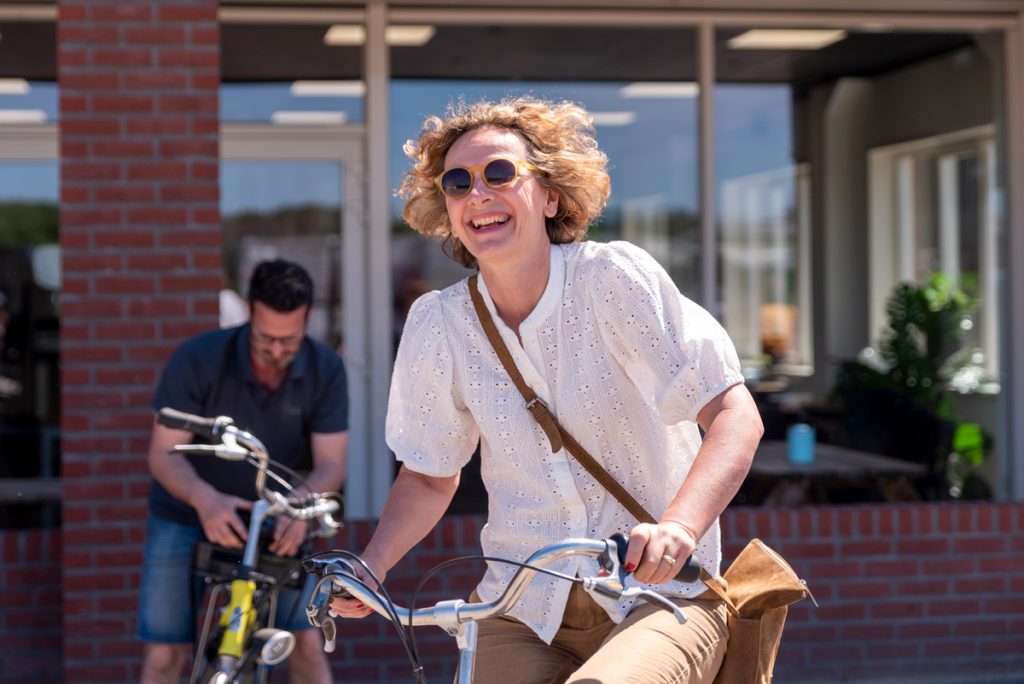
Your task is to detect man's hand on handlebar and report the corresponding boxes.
[195,489,253,550]
[270,515,309,557]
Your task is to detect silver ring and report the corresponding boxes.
[661,554,677,566]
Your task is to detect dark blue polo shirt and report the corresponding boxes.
[148,324,348,528]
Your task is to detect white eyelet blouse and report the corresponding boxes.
[386,241,744,644]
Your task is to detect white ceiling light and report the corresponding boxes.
[324,24,436,47]
[0,109,47,123]
[591,111,636,127]
[0,78,31,95]
[324,24,364,45]
[620,82,699,99]
[727,29,847,50]
[271,111,348,125]
[386,25,436,46]
[291,80,366,97]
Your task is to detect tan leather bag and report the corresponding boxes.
[711,539,816,684]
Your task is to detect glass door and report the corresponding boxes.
[220,123,369,515]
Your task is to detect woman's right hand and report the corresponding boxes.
[329,558,386,619]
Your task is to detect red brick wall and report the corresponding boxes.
[0,529,62,684]
[722,503,1024,681]
[57,1,220,681]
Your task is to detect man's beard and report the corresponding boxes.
[255,348,296,370]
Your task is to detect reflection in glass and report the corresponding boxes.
[0,161,60,528]
[221,82,364,125]
[221,22,363,124]
[716,84,808,374]
[221,161,344,350]
[0,81,57,123]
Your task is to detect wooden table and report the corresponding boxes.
[744,440,927,505]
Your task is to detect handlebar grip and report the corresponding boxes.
[157,407,227,440]
[608,532,703,584]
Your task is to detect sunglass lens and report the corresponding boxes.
[440,168,472,197]
[484,159,518,187]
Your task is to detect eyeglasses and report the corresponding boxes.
[434,158,544,199]
[251,330,304,347]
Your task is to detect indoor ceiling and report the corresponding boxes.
[222,22,979,88]
[0,17,982,88]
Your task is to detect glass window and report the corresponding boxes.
[715,84,810,376]
[718,26,1006,503]
[869,127,999,386]
[221,161,345,350]
[221,22,363,124]
[0,161,60,529]
[0,79,57,124]
[0,19,59,528]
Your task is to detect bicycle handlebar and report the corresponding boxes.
[157,407,230,441]
[303,534,705,655]
[157,407,342,531]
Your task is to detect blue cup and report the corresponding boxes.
[787,423,816,465]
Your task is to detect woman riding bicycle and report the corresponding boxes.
[332,97,763,683]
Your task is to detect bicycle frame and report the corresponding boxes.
[191,498,295,684]
[156,408,342,684]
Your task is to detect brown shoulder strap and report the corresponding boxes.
[467,274,655,525]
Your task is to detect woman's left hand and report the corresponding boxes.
[624,521,698,585]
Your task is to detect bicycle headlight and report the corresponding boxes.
[252,628,295,666]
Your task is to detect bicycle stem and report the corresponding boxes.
[242,499,272,570]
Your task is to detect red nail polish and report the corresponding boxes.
[625,562,636,572]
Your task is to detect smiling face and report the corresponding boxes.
[442,126,559,271]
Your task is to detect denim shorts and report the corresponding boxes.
[137,513,315,643]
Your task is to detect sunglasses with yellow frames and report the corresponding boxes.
[435,158,544,199]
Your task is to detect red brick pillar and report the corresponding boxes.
[58,1,220,680]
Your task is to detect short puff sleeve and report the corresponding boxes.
[385,291,480,477]
[585,242,744,425]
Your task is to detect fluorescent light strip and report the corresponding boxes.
[271,111,347,125]
[591,111,636,127]
[727,29,847,50]
[0,78,30,95]
[291,80,366,98]
[386,25,435,46]
[620,82,698,99]
[324,24,436,47]
[0,109,46,123]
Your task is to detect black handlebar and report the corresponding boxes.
[158,407,230,440]
[607,532,702,584]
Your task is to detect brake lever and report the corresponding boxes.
[170,443,250,461]
[621,587,688,624]
[313,512,343,537]
[305,582,338,652]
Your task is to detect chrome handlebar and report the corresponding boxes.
[156,407,342,533]
[303,535,695,654]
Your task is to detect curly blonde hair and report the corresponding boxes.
[397,97,611,269]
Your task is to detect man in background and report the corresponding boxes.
[138,259,348,684]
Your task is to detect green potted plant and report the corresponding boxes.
[832,273,991,499]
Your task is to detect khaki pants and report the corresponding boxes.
[468,583,729,684]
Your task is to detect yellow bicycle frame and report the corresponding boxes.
[217,578,258,659]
